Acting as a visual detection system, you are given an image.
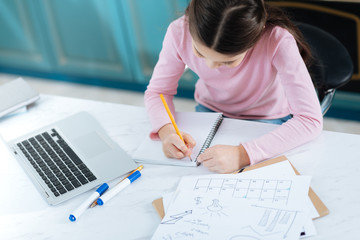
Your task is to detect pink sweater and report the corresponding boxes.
[144,16,323,165]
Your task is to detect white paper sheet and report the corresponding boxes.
[239,161,320,219]
[153,174,311,240]
[300,218,317,238]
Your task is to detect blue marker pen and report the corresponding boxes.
[97,170,141,206]
[69,183,109,222]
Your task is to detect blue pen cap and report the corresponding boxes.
[96,183,109,195]
[128,170,141,183]
[97,198,104,206]
[69,214,76,222]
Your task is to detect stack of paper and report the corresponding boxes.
[151,160,318,240]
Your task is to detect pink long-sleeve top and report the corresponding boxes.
[144,16,323,165]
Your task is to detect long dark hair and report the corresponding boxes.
[185,0,312,65]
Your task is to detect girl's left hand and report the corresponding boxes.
[197,144,250,173]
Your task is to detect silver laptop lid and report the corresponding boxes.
[8,111,137,205]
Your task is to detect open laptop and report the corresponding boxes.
[6,111,137,205]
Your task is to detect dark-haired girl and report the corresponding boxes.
[144,0,322,173]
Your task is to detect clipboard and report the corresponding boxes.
[152,155,329,220]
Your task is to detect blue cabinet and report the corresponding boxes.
[0,0,52,71]
[0,0,197,94]
[118,0,188,80]
[118,0,196,92]
[37,0,134,82]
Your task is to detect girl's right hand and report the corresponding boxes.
[158,124,196,159]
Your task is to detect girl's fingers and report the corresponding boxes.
[172,137,189,155]
[182,133,196,148]
[163,134,189,158]
[197,148,213,163]
[201,158,216,168]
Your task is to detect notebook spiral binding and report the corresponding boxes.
[195,114,224,162]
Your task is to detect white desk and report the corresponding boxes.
[0,95,359,240]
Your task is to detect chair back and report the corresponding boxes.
[296,22,353,115]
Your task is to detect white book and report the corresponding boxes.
[133,112,224,167]
[133,111,282,167]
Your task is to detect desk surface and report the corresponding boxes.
[0,95,359,240]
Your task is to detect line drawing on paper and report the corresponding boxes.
[198,198,228,217]
[194,196,202,205]
[228,225,278,240]
[193,178,292,204]
[228,205,301,240]
[258,209,271,227]
[161,210,192,224]
[160,234,173,240]
[207,199,223,212]
[279,212,291,224]
[256,205,299,238]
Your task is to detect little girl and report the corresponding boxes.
[144,0,323,173]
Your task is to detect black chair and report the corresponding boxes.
[296,22,354,115]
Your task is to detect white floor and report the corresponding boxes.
[1,73,360,135]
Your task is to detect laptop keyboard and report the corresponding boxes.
[16,129,97,197]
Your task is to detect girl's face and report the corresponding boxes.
[192,40,247,69]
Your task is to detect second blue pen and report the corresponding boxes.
[97,170,141,206]
[69,183,109,222]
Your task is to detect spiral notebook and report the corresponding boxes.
[132,112,224,167]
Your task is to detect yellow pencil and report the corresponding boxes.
[119,165,144,183]
[160,94,192,160]
[90,165,144,208]
[159,94,185,142]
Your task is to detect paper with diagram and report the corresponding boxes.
[151,174,311,240]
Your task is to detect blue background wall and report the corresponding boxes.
[0,0,359,120]
[0,0,197,96]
